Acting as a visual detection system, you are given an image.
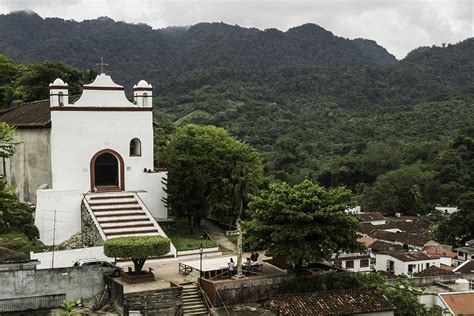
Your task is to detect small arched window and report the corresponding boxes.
[58,91,64,106]
[142,93,148,107]
[130,138,142,157]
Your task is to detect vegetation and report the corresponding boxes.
[104,236,170,274]
[0,54,96,106]
[164,219,216,251]
[163,125,263,232]
[245,180,362,265]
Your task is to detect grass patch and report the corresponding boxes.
[165,220,216,251]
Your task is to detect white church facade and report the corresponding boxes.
[1,72,172,251]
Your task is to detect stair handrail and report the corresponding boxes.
[81,193,107,240]
[197,280,214,315]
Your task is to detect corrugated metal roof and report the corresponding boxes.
[270,287,395,315]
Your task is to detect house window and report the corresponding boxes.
[130,138,141,157]
[387,260,394,272]
[360,259,369,268]
[408,264,415,274]
[142,93,148,107]
[426,263,430,269]
[345,260,354,269]
[58,91,64,106]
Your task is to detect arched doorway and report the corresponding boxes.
[90,149,125,192]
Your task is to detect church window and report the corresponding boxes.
[130,138,141,157]
[58,91,64,106]
[142,93,148,107]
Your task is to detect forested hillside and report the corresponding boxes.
[0,11,472,215]
[0,11,395,86]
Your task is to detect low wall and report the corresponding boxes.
[398,273,474,286]
[31,246,111,269]
[200,274,294,306]
[0,262,104,312]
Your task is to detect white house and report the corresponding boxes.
[22,72,171,249]
[435,206,459,215]
[375,251,441,276]
[331,252,373,272]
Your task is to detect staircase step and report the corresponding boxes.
[91,204,142,211]
[107,232,161,238]
[105,228,158,236]
[103,226,157,233]
[94,210,146,217]
[97,216,150,223]
[101,221,154,228]
[89,194,135,200]
[88,198,138,205]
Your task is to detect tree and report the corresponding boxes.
[244,180,362,265]
[164,124,263,233]
[362,164,437,215]
[435,191,474,246]
[104,236,170,275]
[0,122,16,159]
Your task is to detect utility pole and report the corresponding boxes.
[236,219,243,278]
[51,209,56,269]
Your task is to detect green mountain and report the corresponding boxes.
[0,11,472,214]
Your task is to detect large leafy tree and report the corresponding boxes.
[163,125,263,233]
[435,192,474,247]
[104,236,170,275]
[244,180,362,264]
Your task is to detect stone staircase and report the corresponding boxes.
[82,192,176,257]
[182,284,209,316]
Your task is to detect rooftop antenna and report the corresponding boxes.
[95,57,109,74]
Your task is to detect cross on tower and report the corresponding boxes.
[95,57,109,74]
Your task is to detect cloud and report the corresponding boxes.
[0,0,471,58]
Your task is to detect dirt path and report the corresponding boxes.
[201,219,237,253]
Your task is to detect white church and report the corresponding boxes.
[0,70,173,254]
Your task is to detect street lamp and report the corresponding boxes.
[199,243,203,279]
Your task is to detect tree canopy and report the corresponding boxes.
[104,236,170,274]
[163,124,263,231]
[244,180,362,263]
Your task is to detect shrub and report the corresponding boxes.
[0,246,28,262]
[104,236,170,274]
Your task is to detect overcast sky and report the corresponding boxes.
[0,0,472,59]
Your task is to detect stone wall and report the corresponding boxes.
[106,276,183,316]
[0,261,104,312]
[200,274,294,307]
[123,286,183,316]
[81,202,104,247]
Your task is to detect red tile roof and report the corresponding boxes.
[358,212,386,222]
[0,99,51,127]
[370,230,431,247]
[369,240,404,253]
[439,292,474,315]
[415,265,456,277]
[423,246,456,259]
[454,260,474,274]
[270,288,395,315]
[378,220,430,234]
[380,251,438,262]
[357,236,377,247]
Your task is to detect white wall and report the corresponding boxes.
[35,189,83,245]
[31,246,110,269]
[50,111,155,191]
[341,258,372,272]
[136,171,168,219]
[375,254,440,276]
[370,220,386,225]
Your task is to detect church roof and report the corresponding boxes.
[83,73,123,89]
[0,99,51,128]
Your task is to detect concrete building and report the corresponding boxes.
[375,251,441,276]
[331,252,373,272]
[435,206,459,215]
